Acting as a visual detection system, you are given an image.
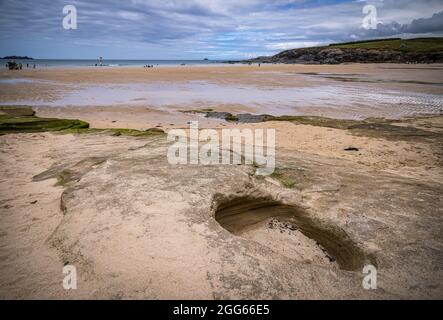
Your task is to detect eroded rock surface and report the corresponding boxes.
[31,139,443,298]
[0,124,442,299]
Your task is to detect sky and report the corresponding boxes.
[0,0,443,59]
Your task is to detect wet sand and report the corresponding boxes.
[1,64,443,129]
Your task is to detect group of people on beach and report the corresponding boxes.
[5,61,36,70]
[144,64,154,68]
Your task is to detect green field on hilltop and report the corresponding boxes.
[329,38,443,53]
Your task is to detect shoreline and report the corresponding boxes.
[1,60,236,69]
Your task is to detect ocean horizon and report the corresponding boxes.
[1,59,231,68]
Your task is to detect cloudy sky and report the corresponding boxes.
[0,0,442,59]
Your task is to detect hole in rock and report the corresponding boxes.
[214,196,375,271]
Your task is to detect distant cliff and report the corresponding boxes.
[248,38,443,64]
[1,56,33,60]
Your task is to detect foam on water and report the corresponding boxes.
[0,78,41,84]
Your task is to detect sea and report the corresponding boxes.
[1,59,231,68]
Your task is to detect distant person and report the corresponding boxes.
[7,61,18,70]
[33,64,36,69]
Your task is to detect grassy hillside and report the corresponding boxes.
[329,38,443,53]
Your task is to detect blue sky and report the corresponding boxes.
[0,0,442,59]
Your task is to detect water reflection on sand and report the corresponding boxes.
[1,78,442,120]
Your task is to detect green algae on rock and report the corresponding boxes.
[0,106,165,137]
[0,115,89,134]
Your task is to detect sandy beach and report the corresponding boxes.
[0,64,442,299]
